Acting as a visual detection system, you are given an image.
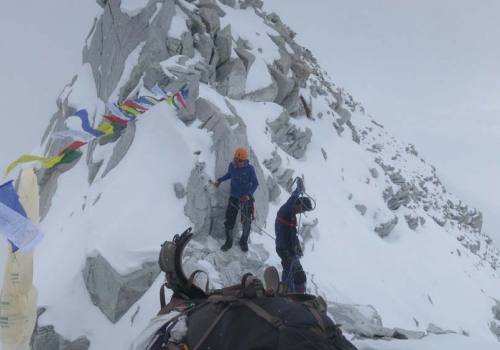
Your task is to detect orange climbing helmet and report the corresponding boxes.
[234,147,249,160]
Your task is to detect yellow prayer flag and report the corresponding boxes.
[97,121,114,135]
[43,154,65,168]
[5,155,48,176]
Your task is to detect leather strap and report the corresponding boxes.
[192,304,231,350]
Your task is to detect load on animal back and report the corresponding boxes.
[131,228,358,350]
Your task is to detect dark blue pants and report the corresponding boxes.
[224,196,253,244]
[280,255,306,294]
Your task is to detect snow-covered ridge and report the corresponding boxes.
[18,1,500,349]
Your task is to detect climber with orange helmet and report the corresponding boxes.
[213,147,259,252]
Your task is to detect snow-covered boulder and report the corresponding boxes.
[82,255,160,323]
[268,111,312,159]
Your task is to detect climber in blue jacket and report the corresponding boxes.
[275,178,313,293]
[214,147,259,252]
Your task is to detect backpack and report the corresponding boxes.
[143,228,357,350]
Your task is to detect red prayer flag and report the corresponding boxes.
[59,141,87,155]
[104,115,129,125]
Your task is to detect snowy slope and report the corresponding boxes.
[2,1,500,350]
[263,0,500,248]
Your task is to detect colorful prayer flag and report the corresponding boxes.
[135,97,156,108]
[151,84,166,100]
[50,130,95,142]
[109,102,135,120]
[175,91,187,109]
[0,181,43,252]
[123,99,147,112]
[67,109,105,138]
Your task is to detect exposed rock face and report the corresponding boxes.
[328,302,425,340]
[244,77,279,103]
[355,204,367,216]
[268,112,312,159]
[269,67,296,104]
[426,323,456,335]
[199,7,220,34]
[214,25,232,66]
[491,299,500,341]
[405,215,420,230]
[184,162,214,235]
[216,58,247,99]
[101,121,136,178]
[266,175,281,202]
[369,168,379,179]
[31,308,90,350]
[374,216,398,238]
[263,151,282,174]
[239,0,264,9]
[32,326,90,350]
[234,44,255,72]
[36,158,81,220]
[82,254,160,323]
[192,99,269,239]
[84,0,176,101]
[174,182,187,199]
[386,188,411,211]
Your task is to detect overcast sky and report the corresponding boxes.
[265,0,500,244]
[0,0,499,244]
[0,0,101,172]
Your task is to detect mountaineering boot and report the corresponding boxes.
[221,229,233,251]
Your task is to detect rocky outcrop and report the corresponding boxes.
[328,302,425,340]
[32,326,90,350]
[31,308,90,350]
[239,0,264,9]
[244,77,279,103]
[374,216,398,238]
[263,150,282,174]
[192,99,269,239]
[184,162,214,235]
[386,188,411,211]
[216,58,247,99]
[404,215,425,230]
[174,182,186,199]
[490,299,500,341]
[426,323,456,335]
[84,0,176,101]
[266,175,281,202]
[355,204,367,216]
[101,121,136,178]
[214,25,232,66]
[82,254,160,323]
[36,157,82,220]
[268,112,312,159]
